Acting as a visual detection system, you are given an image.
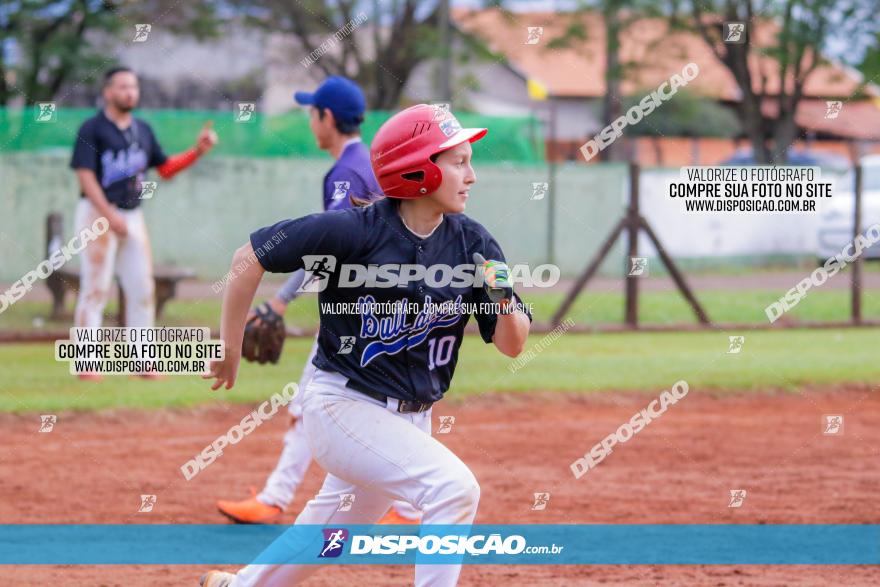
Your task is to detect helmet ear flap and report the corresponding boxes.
[398,160,442,198]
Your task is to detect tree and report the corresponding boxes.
[675,0,880,163]
[0,0,218,106]
[235,0,474,110]
[546,0,664,162]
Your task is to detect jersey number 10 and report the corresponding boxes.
[427,335,455,370]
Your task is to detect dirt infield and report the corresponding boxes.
[3,385,878,586]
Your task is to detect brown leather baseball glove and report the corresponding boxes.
[242,301,285,364]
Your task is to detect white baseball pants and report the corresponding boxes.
[73,199,155,328]
[257,340,423,520]
[232,368,480,587]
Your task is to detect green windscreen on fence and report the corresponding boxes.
[0,107,544,163]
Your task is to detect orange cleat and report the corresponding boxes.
[217,488,282,524]
[378,507,421,525]
[77,372,103,382]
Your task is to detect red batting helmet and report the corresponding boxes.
[370,104,487,199]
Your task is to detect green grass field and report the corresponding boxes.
[1,328,877,413]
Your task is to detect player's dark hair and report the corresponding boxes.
[350,191,399,208]
[103,66,135,86]
[350,153,442,206]
[317,107,362,135]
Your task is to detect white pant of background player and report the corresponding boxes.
[256,339,421,522]
[232,367,480,587]
[74,199,154,328]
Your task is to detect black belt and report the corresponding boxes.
[345,380,433,414]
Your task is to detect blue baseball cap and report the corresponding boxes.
[294,76,366,125]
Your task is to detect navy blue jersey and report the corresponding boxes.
[70,111,167,210]
[322,139,381,211]
[250,198,531,403]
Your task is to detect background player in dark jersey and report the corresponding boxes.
[201,104,530,587]
[216,76,421,526]
[70,66,217,380]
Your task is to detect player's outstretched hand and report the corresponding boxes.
[202,350,240,391]
[196,120,218,155]
[473,252,513,304]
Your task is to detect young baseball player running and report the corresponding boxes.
[217,76,420,526]
[201,104,531,587]
[71,66,217,381]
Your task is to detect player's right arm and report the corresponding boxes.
[70,119,127,236]
[206,210,363,389]
[204,241,264,390]
[74,170,128,237]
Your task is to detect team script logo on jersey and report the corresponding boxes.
[359,294,463,367]
[319,528,349,558]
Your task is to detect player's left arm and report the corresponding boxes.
[153,121,218,180]
[473,249,531,358]
[473,242,532,358]
[493,307,530,358]
[203,241,264,390]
